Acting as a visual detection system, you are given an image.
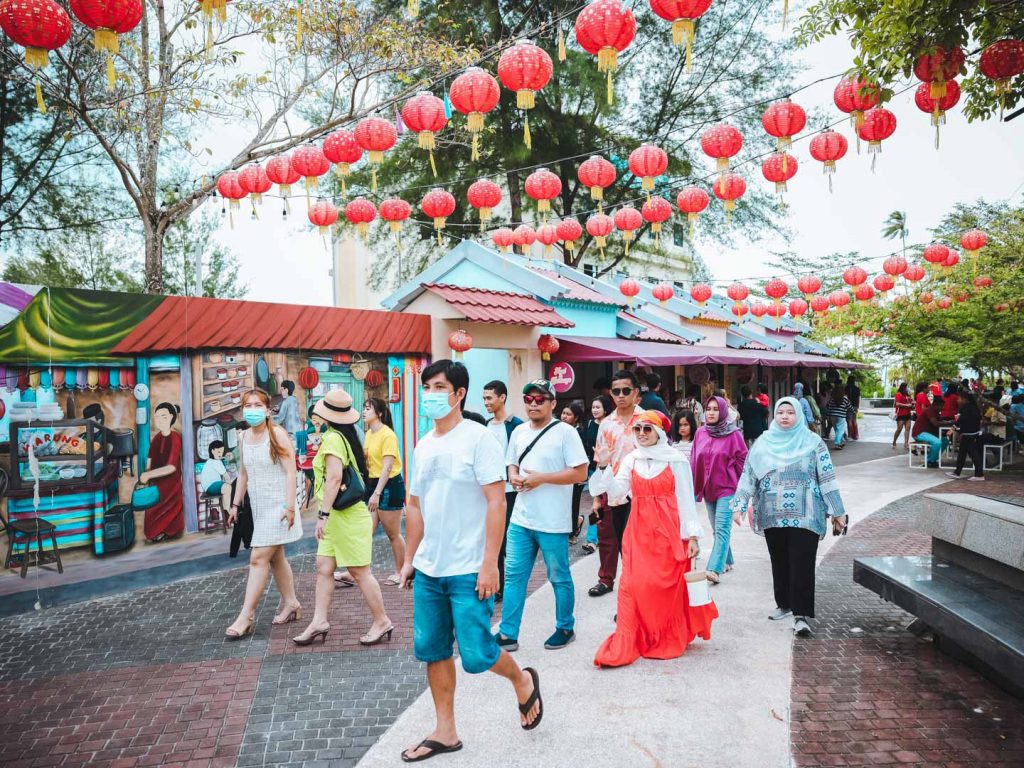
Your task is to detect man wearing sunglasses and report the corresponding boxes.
[495,379,589,652]
[588,369,644,598]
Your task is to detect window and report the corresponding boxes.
[583,263,596,277]
[672,225,685,248]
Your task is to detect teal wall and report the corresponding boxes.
[544,301,617,338]
[462,347,508,414]
[444,261,520,292]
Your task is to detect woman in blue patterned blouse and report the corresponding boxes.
[730,397,848,638]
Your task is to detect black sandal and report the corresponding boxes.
[401,739,463,763]
[519,667,543,731]
[588,582,613,597]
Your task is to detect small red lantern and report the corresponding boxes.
[466,179,503,230]
[578,156,617,205]
[557,218,584,256]
[448,329,473,360]
[265,153,302,211]
[628,143,668,194]
[538,334,560,361]
[943,251,960,271]
[979,39,1024,97]
[873,274,895,293]
[797,275,821,298]
[788,298,808,318]
[833,76,880,130]
[216,172,246,228]
[961,229,987,268]
[857,107,897,169]
[421,188,456,244]
[764,278,788,321]
[298,366,320,391]
[401,91,447,176]
[854,284,875,303]
[613,206,643,255]
[808,129,848,192]
[765,302,787,321]
[524,168,563,215]
[883,256,908,276]
[810,295,830,315]
[731,301,749,318]
[642,196,672,247]
[536,223,560,259]
[904,264,926,282]
[344,198,376,240]
[308,200,339,244]
[653,283,675,304]
[575,0,636,105]
[829,290,851,310]
[995,303,1009,313]
[914,45,965,101]
[379,198,412,238]
[689,283,712,306]
[492,227,515,254]
[238,163,272,208]
[973,275,992,289]
[497,40,553,148]
[701,123,743,176]
[449,67,501,161]
[69,0,142,90]
[923,242,950,267]
[619,278,640,306]
[322,129,363,195]
[937,296,953,310]
[649,0,712,71]
[355,115,397,192]
[750,301,768,318]
[1,0,71,113]
[586,213,614,257]
[727,282,749,303]
[712,172,746,224]
[365,369,385,389]
[676,186,710,237]
[914,80,961,149]
[762,98,806,152]
[290,144,331,195]
[842,266,867,287]
[761,153,798,201]
[513,224,537,252]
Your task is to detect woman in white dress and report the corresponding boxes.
[224,389,304,639]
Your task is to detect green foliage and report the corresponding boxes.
[162,212,247,298]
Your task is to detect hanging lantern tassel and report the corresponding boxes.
[467,111,484,161]
[558,25,566,62]
[673,20,696,72]
[687,212,697,239]
[932,107,944,150]
[25,48,49,113]
[296,0,303,48]
[652,222,662,249]
[868,141,880,173]
[623,232,632,256]
[823,160,835,194]
[434,217,445,245]
[407,0,420,18]
[228,199,238,229]
[418,131,438,177]
[595,234,606,261]
[782,0,789,30]
[724,200,735,226]
[201,0,214,54]
[597,47,617,105]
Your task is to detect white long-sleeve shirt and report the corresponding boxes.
[589,454,704,540]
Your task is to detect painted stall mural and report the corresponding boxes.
[0,283,432,568]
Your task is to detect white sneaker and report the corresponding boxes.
[768,607,793,621]
[967,476,985,482]
[793,617,813,637]
[945,472,964,480]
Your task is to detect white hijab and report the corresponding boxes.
[634,422,687,464]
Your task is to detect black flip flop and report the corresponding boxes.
[334,576,355,588]
[588,583,613,597]
[401,739,463,763]
[519,667,543,731]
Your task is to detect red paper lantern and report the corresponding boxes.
[904,264,926,282]
[676,186,710,237]
[765,302,787,320]
[524,168,562,214]
[628,143,668,192]
[937,296,953,310]
[833,76,880,129]
[873,274,895,293]
[883,256,908,276]
[578,156,617,204]
[538,334,560,361]
[923,242,950,265]
[613,205,643,254]
[829,290,850,309]
[492,227,515,254]
[557,218,584,255]
[379,198,411,236]
[727,282,749,302]
[216,171,246,227]
[750,301,768,318]
[513,224,537,250]
[765,278,788,301]
[854,284,875,302]
[857,107,897,167]
[914,45,965,100]
[649,0,712,71]
[762,98,806,152]
[449,67,501,161]
[69,0,142,89]
[712,172,746,223]
[641,196,672,246]
[973,275,992,289]
[842,266,867,287]
[619,278,641,306]
[995,303,1009,313]
[919,291,934,305]
[290,144,331,193]
[308,200,339,239]
[536,223,560,258]
[238,163,272,205]
[797,275,821,298]
[788,298,808,318]
[575,0,636,105]
[961,229,987,259]
[943,251,960,270]
[979,39,1024,96]
[466,179,502,230]
[701,123,743,174]
[298,366,320,391]
[689,283,712,306]
[265,153,302,205]
[344,197,376,239]
[810,295,830,315]
[448,329,473,359]
[586,213,614,254]
[421,188,456,243]
[761,152,798,198]
[1,0,71,112]
[355,115,397,191]
[401,91,447,174]
[497,40,552,148]
[322,129,363,194]
[731,301,749,318]
[653,282,675,304]
[914,80,961,148]
[365,369,385,389]
[808,129,848,192]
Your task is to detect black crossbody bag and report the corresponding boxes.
[331,435,367,510]
[517,421,560,466]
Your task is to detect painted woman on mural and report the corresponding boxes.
[141,402,185,543]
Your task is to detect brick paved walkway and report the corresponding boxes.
[790,489,1024,768]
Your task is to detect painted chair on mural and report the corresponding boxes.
[201,491,229,535]
[0,469,65,579]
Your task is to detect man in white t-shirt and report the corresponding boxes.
[496,379,588,652]
[483,379,523,600]
[399,361,543,761]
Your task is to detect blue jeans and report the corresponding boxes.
[832,416,847,447]
[499,523,575,640]
[413,571,500,674]
[705,496,735,575]
[913,433,947,464]
[586,523,598,544]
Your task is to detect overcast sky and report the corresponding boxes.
[210,33,1024,306]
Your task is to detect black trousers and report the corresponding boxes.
[571,484,584,535]
[955,434,984,477]
[764,527,819,618]
[497,491,517,594]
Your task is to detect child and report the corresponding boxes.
[199,439,233,513]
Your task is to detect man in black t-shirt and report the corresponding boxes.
[736,385,769,446]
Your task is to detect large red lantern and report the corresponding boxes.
[854,284,875,303]
[298,366,320,391]
[628,143,668,193]
[641,196,672,247]
[808,129,848,192]
[829,290,850,310]
[524,168,562,215]
[961,229,987,273]
[379,198,411,238]
[265,154,302,213]
[810,295,830,315]
[883,256,908,277]
[421,188,456,244]
[69,0,142,90]
[914,45,965,100]
[557,218,584,256]
[401,91,447,176]
[923,242,950,267]
[586,213,614,257]
[448,329,473,360]
[653,283,675,304]
[344,198,376,239]
[712,172,746,224]
[238,163,272,208]
[536,223,560,259]
[497,40,553,148]
[613,206,643,255]
[1,0,72,113]
[578,156,616,205]
[914,80,960,148]
[842,266,867,287]
[290,144,331,195]
[619,278,641,306]
[491,227,515,254]
[765,278,788,301]
[676,186,709,237]
[355,115,397,192]
[904,264,926,282]
[727,282,749,303]
[322,129,363,195]
[649,0,712,71]
[833,76,880,130]
[466,179,502,230]
[216,172,246,228]
[701,123,743,178]
[762,98,806,153]
[513,224,537,252]
[449,67,501,161]
[797,275,821,298]
[575,0,636,105]
[873,274,895,293]
[538,334,560,361]
[308,200,339,246]
[761,153,797,202]
[689,283,712,306]
[857,107,897,169]
[979,39,1024,97]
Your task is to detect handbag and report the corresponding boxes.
[517,420,560,465]
[131,481,160,510]
[331,435,367,511]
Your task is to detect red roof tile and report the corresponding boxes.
[528,268,622,306]
[424,284,574,328]
[619,313,687,344]
[111,296,432,355]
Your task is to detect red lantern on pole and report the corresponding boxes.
[308,200,338,247]
[492,227,515,254]
[538,334,560,361]
[712,172,746,224]
[448,329,473,360]
[649,0,712,71]
[873,274,895,293]
[857,107,897,170]
[701,123,743,177]
[290,144,331,197]
[421,188,456,245]
[676,186,709,238]
[628,143,668,194]
[979,39,1024,98]
[265,154,302,214]
[557,218,583,257]
[914,80,960,149]
[536,223,560,259]
[842,266,867,287]
[69,0,142,90]
[586,213,614,258]
[797,275,821,299]
[344,198,376,240]
[833,76,881,130]
[497,40,553,149]
[0,0,72,113]
[810,295,830,315]
[466,179,502,231]
[298,366,320,391]
[355,115,397,192]
[238,163,272,211]
[401,91,447,176]
[524,168,562,216]
[613,206,643,255]
[379,198,411,239]
[761,153,798,202]
[641,196,672,247]
[689,283,712,306]
[914,45,965,101]
[578,156,616,206]
[904,264,926,283]
[761,98,806,153]
[619,278,640,306]
[216,172,246,228]
[653,283,675,304]
[322,129,363,196]
[883,256,908,277]
[808,129,848,192]
[575,0,636,105]
[449,67,501,161]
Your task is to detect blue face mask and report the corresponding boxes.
[421,391,454,420]
[243,407,266,426]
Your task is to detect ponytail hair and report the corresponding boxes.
[242,388,290,465]
[364,397,393,429]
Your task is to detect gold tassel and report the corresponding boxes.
[471,133,479,161]
[782,0,789,29]
[106,52,116,90]
[429,150,437,178]
[206,19,213,56]
[296,1,303,48]
[558,26,566,62]
[523,116,531,149]
[407,0,420,17]
[35,80,46,114]
[341,177,347,196]
[606,69,613,106]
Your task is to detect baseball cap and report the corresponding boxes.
[522,379,557,399]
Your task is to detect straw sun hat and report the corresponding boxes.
[312,389,361,425]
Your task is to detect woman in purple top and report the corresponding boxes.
[691,396,748,584]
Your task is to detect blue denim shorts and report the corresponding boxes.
[413,570,500,674]
[366,474,406,511]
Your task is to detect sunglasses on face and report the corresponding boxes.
[523,394,552,406]
[631,424,657,436]
[611,387,634,396]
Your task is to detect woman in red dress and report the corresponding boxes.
[589,410,718,668]
[141,402,185,542]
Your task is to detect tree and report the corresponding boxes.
[881,210,908,260]
[357,0,799,289]
[162,211,246,298]
[2,1,463,292]
[796,0,1024,121]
